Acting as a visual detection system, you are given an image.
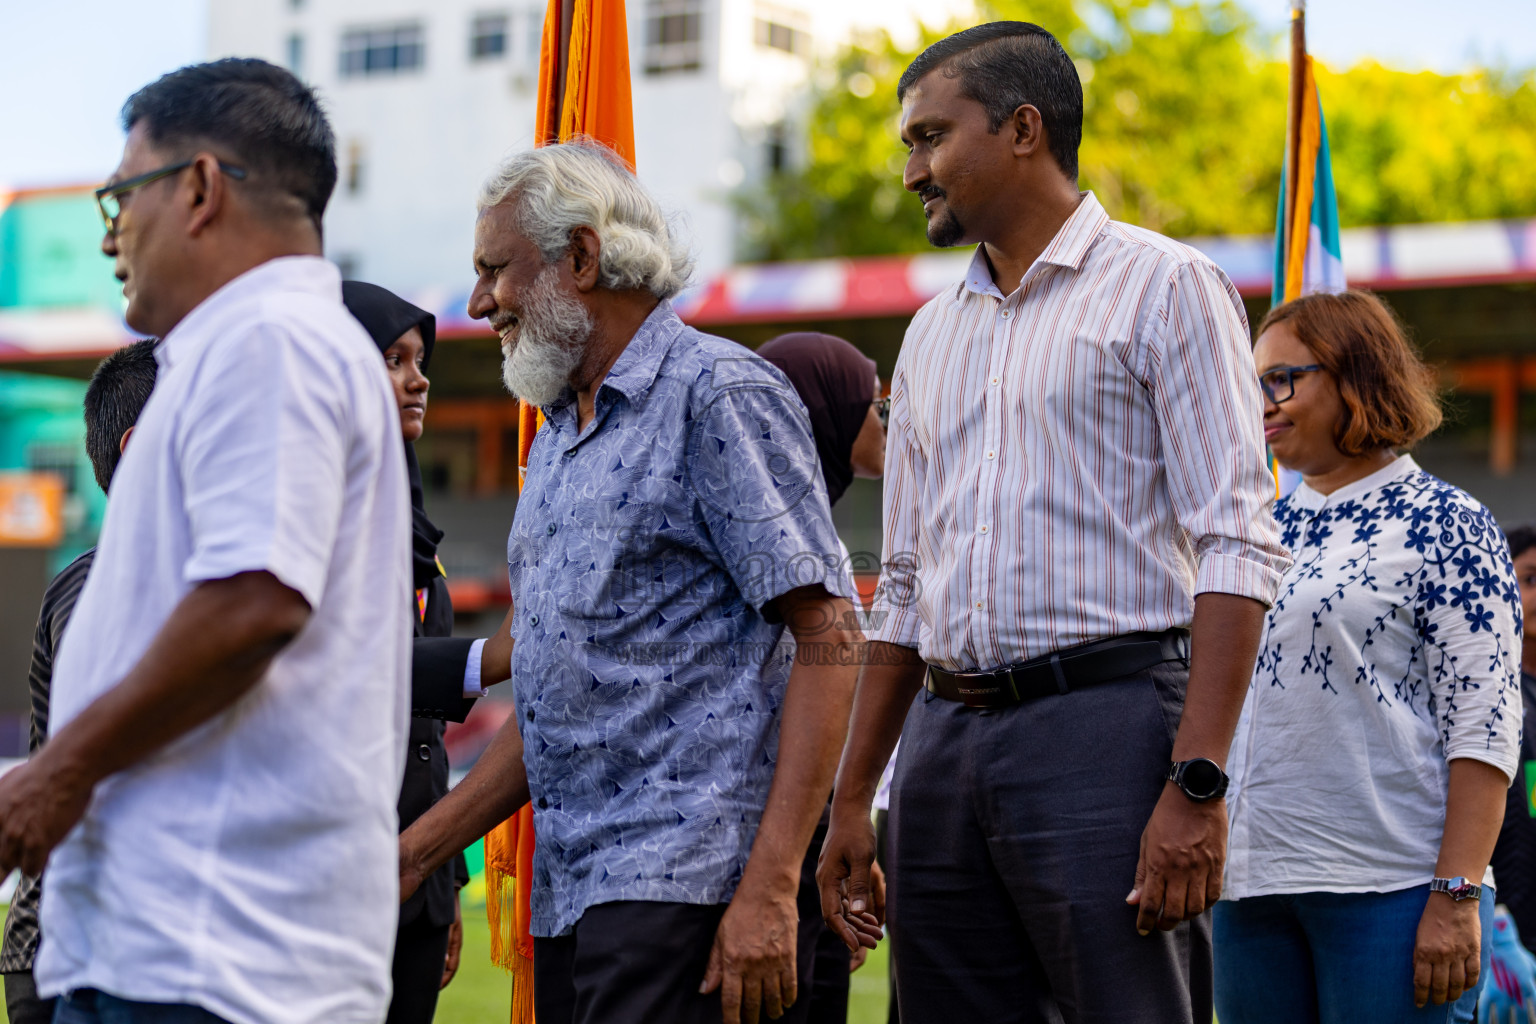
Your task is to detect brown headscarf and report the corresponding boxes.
[756,332,877,507]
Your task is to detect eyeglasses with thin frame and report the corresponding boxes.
[874,395,892,429]
[1258,364,1321,405]
[94,159,248,237]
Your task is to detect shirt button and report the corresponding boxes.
[1001,310,1011,319]
[530,614,539,626]
[417,744,431,762]
[979,525,989,534]
[975,601,985,610]
[547,523,556,535]
[526,708,535,722]
[990,377,1000,386]
[537,797,549,809]
[985,450,996,459]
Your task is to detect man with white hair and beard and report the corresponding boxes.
[397,140,870,1024]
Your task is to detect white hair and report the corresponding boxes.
[478,139,695,300]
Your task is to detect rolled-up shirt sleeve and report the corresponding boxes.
[1430,513,1523,782]
[688,373,852,613]
[1148,260,1290,606]
[177,322,351,608]
[869,357,924,650]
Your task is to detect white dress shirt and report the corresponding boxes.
[1225,456,1521,898]
[871,192,1288,669]
[38,257,412,1024]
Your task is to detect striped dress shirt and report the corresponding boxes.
[872,191,1289,671]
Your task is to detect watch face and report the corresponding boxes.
[1181,759,1224,798]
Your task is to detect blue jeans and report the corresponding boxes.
[1214,884,1495,1024]
[53,990,231,1024]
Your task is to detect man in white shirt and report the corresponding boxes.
[817,22,1288,1024]
[0,59,412,1024]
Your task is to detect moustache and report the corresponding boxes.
[918,185,945,204]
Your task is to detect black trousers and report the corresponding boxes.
[534,901,728,1024]
[888,662,1213,1024]
[384,913,452,1024]
[3,970,55,1024]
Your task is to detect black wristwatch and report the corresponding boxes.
[1167,758,1229,802]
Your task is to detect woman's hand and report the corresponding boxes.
[440,896,464,990]
[1413,893,1482,1007]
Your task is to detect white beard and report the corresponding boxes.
[499,268,594,407]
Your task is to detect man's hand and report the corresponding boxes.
[399,832,430,906]
[816,802,885,954]
[440,896,464,990]
[1126,785,1226,935]
[1414,894,1481,1007]
[700,877,799,1024]
[0,758,92,877]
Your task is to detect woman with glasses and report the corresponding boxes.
[1215,290,1521,1024]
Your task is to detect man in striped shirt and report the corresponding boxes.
[817,22,1288,1024]
[0,340,158,1024]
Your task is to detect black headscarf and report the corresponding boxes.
[756,332,878,507]
[341,281,443,591]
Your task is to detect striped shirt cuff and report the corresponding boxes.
[1194,552,1285,607]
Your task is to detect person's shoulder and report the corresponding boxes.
[1403,467,1499,525]
[1099,219,1226,278]
[667,325,798,406]
[40,547,95,626]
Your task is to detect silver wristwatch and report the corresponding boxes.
[1430,876,1481,902]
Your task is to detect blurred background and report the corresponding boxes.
[1,0,1534,761]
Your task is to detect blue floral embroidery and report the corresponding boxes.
[1254,467,1518,751]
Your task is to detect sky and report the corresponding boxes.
[2,0,1533,190]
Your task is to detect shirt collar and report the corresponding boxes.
[1287,454,1420,511]
[543,300,683,426]
[157,256,341,371]
[958,190,1109,301]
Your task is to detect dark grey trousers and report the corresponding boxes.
[887,662,1213,1024]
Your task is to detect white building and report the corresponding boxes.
[206,0,837,304]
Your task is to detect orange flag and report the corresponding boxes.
[483,2,635,1021]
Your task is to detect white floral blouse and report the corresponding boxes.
[1225,456,1522,899]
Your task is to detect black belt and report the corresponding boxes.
[926,629,1189,709]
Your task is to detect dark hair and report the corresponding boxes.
[121,58,337,228]
[1256,290,1442,457]
[897,22,1083,181]
[1508,524,1536,562]
[84,339,159,492]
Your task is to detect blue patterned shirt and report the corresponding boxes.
[1225,456,1522,899]
[507,301,852,936]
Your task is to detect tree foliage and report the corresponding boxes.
[733,0,1536,261]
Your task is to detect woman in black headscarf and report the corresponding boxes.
[757,332,885,507]
[342,281,487,1024]
[756,331,888,1024]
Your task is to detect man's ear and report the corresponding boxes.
[185,152,228,238]
[568,226,603,293]
[118,425,135,456]
[1010,104,1047,159]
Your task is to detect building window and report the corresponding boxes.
[340,24,426,77]
[287,33,304,75]
[345,141,365,195]
[754,6,808,55]
[643,0,702,75]
[470,13,509,59]
[766,123,788,174]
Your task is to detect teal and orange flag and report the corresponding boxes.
[1272,5,1344,496]
[1274,51,1344,307]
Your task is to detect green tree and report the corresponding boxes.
[734,0,1536,261]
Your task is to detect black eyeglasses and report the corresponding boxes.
[1258,364,1321,404]
[95,159,248,236]
[874,395,891,429]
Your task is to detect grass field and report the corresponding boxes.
[0,903,893,1024]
